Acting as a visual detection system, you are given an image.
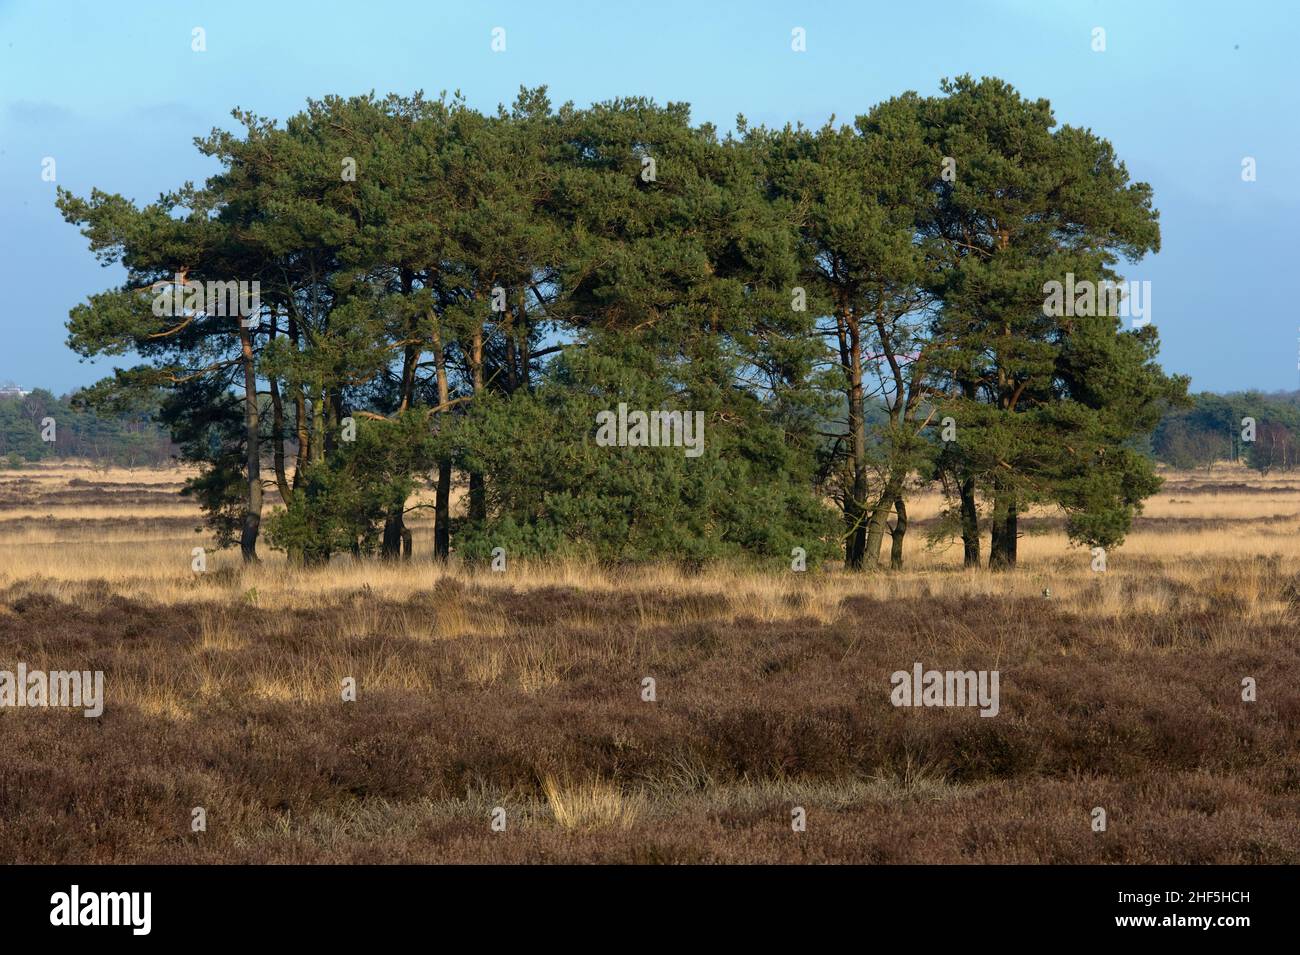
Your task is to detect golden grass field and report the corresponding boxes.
[0,460,1297,863]
[3,460,1299,624]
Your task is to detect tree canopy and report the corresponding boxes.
[57,77,1187,570]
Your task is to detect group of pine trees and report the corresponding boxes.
[57,76,1188,571]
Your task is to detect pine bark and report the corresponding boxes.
[889,497,907,570]
[238,322,262,562]
[989,489,1017,570]
[960,475,980,567]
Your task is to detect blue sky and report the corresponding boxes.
[1,0,1296,394]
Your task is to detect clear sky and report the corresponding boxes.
[1,0,1296,394]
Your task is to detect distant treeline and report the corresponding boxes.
[6,387,1290,476]
[0,389,175,468]
[1153,390,1300,471]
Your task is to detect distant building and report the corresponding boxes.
[0,384,31,399]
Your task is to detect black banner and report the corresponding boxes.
[0,864,1282,941]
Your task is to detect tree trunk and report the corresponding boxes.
[844,308,867,570]
[432,316,453,561]
[989,490,1017,570]
[268,377,290,505]
[382,273,418,561]
[468,475,485,522]
[288,316,309,490]
[397,269,418,411]
[434,462,451,561]
[864,471,905,568]
[862,492,891,568]
[310,386,325,466]
[267,313,292,507]
[844,496,867,569]
[960,475,980,567]
[381,508,406,561]
[889,496,907,570]
[518,290,532,393]
[238,323,262,563]
[468,326,486,523]
[504,301,520,394]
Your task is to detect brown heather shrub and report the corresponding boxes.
[0,580,1296,863]
[1,465,1298,863]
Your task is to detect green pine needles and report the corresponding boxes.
[57,78,1186,571]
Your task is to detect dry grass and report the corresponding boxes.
[0,460,1297,668]
[197,608,248,652]
[3,463,1299,623]
[0,461,197,484]
[543,774,642,830]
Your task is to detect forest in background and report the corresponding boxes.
[6,387,1295,490]
[0,388,174,467]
